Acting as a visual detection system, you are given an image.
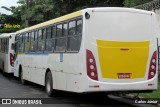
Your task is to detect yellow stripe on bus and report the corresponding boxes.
[97,40,149,79]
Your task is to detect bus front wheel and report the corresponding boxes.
[45,72,54,97]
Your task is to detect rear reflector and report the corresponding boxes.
[86,49,98,81]
[148,51,157,80]
[10,53,14,67]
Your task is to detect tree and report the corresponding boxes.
[1,0,154,29]
[1,6,23,25]
[19,0,124,26]
[124,0,153,7]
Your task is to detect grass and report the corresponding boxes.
[131,78,160,98]
[137,85,160,98]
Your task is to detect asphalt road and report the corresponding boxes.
[0,72,158,107]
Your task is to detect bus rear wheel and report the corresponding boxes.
[45,72,54,97]
[2,62,6,76]
[20,69,26,85]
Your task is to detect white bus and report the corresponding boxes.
[0,33,15,75]
[14,7,158,96]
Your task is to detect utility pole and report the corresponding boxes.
[25,0,29,28]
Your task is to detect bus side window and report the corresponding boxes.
[63,23,68,37]
[52,26,56,51]
[34,30,38,52]
[29,33,31,52]
[52,26,55,38]
[19,34,23,52]
[30,31,35,52]
[38,29,45,52]
[55,24,66,52]
[42,28,46,51]
[22,34,25,52]
[42,28,46,40]
[67,19,82,52]
[69,21,76,36]
[46,26,54,52]
[56,24,62,37]
[24,33,30,52]
[46,26,52,39]
[76,19,82,35]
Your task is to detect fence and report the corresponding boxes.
[134,0,160,11]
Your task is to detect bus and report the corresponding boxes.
[0,33,15,75]
[14,7,158,96]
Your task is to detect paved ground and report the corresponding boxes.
[0,72,158,107]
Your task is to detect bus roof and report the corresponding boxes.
[84,7,154,15]
[16,10,82,34]
[0,33,15,38]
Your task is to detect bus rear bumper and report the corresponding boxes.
[84,77,157,93]
[5,67,14,73]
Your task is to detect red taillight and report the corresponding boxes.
[10,53,14,67]
[148,51,157,80]
[86,49,98,81]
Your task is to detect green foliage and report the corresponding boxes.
[0,13,21,33]
[1,6,22,24]
[0,0,155,31]
[0,5,23,33]
[124,0,153,7]
[131,79,160,98]
[0,28,18,33]
[15,0,124,26]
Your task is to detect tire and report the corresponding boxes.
[45,72,54,97]
[2,71,6,76]
[20,68,26,85]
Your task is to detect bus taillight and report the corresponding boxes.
[148,51,157,80]
[86,49,98,81]
[10,53,14,67]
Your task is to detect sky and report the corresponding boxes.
[0,0,19,15]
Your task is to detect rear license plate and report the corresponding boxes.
[118,73,131,79]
